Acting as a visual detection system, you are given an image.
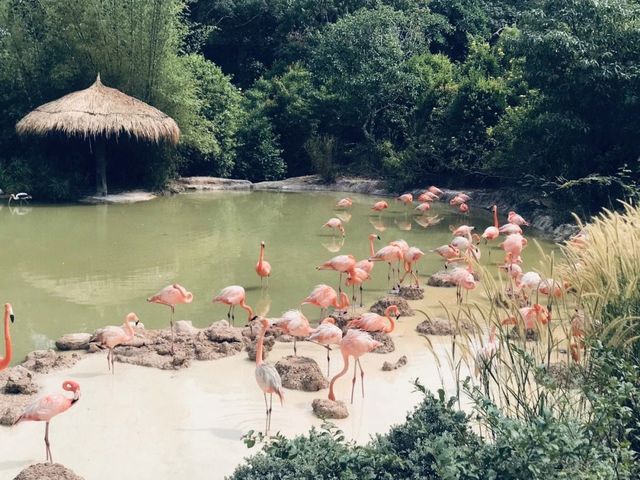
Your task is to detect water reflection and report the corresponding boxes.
[9,206,32,216]
[414,214,442,229]
[394,216,412,231]
[322,236,345,253]
[335,212,352,223]
[369,217,387,232]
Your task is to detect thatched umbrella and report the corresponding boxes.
[16,74,180,196]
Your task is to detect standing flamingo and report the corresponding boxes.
[428,186,443,197]
[256,241,271,286]
[95,313,140,373]
[414,202,431,213]
[397,194,413,206]
[213,285,255,323]
[335,197,353,209]
[371,201,388,212]
[482,205,500,244]
[345,267,370,307]
[274,310,313,356]
[400,247,425,287]
[499,223,522,236]
[316,254,356,293]
[369,244,403,290]
[354,233,380,276]
[328,330,382,404]
[254,317,284,436]
[323,217,346,237]
[302,284,350,317]
[14,380,81,463]
[444,267,477,304]
[452,225,475,236]
[348,305,399,333]
[508,211,530,226]
[308,318,343,376]
[475,325,499,377]
[0,303,15,371]
[147,283,193,353]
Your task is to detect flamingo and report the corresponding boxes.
[432,244,461,262]
[302,284,350,317]
[369,244,403,290]
[345,267,370,307]
[213,285,255,323]
[500,233,527,264]
[308,318,343,376]
[335,198,353,209]
[499,223,522,236]
[458,203,469,213]
[443,267,477,304]
[323,217,345,237]
[428,186,443,197]
[348,305,399,333]
[274,310,313,356]
[475,325,498,377]
[450,195,467,206]
[371,201,388,212]
[328,330,382,404]
[414,202,431,213]
[502,304,550,331]
[254,317,284,436]
[418,191,438,202]
[147,283,193,353]
[400,247,424,287]
[316,254,356,293]
[255,241,271,286]
[355,233,380,275]
[397,193,413,206]
[0,303,15,371]
[508,211,529,226]
[389,239,409,286]
[451,225,475,236]
[482,205,500,243]
[14,380,81,463]
[95,313,140,373]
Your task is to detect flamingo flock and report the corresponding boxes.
[2,186,577,463]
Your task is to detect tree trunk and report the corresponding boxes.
[95,140,108,196]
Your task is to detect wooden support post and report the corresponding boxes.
[95,139,108,196]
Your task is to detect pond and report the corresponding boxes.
[1,191,557,364]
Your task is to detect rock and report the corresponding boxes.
[21,350,82,373]
[4,366,38,394]
[87,343,102,353]
[370,296,413,316]
[398,286,424,300]
[13,463,84,480]
[312,398,349,419]
[275,356,328,391]
[170,176,252,193]
[114,346,192,370]
[382,355,407,371]
[370,332,395,353]
[552,223,580,242]
[507,327,539,342]
[206,325,244,344]
[0,405,24,426]
[275,334,294,343]
[246,336,275,361]
[55,333,91,351]
[416,317,474,335]
[539,362,583,389]
[427,270,480,287]
[175,320,199,335]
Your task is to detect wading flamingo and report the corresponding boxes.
[414,202,431,213]
[502,304,550,332]
[345,267,370,307]
[450,195,466,206]
[256,241,271,286]
[369,244,403,291]
[147,284,193,353]
[458,203,469,213]
[302,284,350,318]
[316,254,356,293]
[401,247,425,287]
[14,380,80,463]
[482,205,500,244]
[499,223,522,236]
[328,330,382,404]
[274,310,314,356]
[95,313,139,373]
[451,225,475,237]
[308,318,343,376]
[213,285,255,323]
[323,217,345,237]
[432,244,460,262]
[508,211,530,226]
[418,191,438,202]
[254,317,284,436]
[0,303,15,371]
[428,186,443,197]
[397,194,413,206]
[371,201,388,212]
[354,233,380,276]
[444,267,477,304]
[348,305,399,333]
[500,233,527,265]
[335,197,353,209]
[475,325,498,378]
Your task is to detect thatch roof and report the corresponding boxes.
[16,75,180,145]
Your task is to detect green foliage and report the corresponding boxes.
[305,136,337,183]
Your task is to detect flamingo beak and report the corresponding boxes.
[135,318,140,326]
[10,314,14,323]
[376,235,381,240]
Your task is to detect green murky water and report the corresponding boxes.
[1,191,556,364]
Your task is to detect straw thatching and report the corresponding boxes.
[16,74,180,145]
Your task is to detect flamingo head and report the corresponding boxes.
[386,305,400,319]
[369,233,381,241]
[62,380,81,394]
[261,241,265,247]
[127,312,140,326]
[5,303,14,323]
[501,316,517,326]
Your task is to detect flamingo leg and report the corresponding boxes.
[44,421,52,463]
[170,305,176,355]
[268,393,273,435]
[111,349,116,374]
[263,392,269,436]
[359,285,364,308]
[386,263,391,291]
[350,358,358,404]
[325,345,331,377]
[293,338,297,356]
[358,358,365,398]
[227,305,232,321]
[338,272,343,294]
[106,349,111,372]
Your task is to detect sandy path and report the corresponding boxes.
[0,302,463,480]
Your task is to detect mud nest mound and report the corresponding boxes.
[312,399,348,419]
[0,366,40,426]
[397,286,424,300]
[370,332,395,353]
[370,296,413,316]
[275,356,328,391]
[416,317,475,336]
[13,463,84,480]
[382,355,407,371]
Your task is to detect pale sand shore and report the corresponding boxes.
[0,290,469,480]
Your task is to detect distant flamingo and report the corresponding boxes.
[316,254,356,293]
[336,198,353,209]
[428,186,443,197]
[418,191,438,202]
[308,318,343,376]
[302,284,350,318]
[328,330,382,404]
[432,244,460,262]
[323,217,345,236]
[213,285,255,323]
[401,247,425,286]
[0,303,15,371]
[256,241,271,286]
[147,284,193,353]
[348,305,399,333]
[414,202,431,213]
[345,267,371,307]
[458,203,469,213]
[482,205,500,243]
[371,201,388,212]
[14,380,80,463]
[451,225,475,236]
[369,244,403,290]
[274,310,313,356]
[499,223,522,235]
[397,194,413,206]
[450,196,466,206]
[254,317,284,436]
[95,313,139,373]
[508,211,530,226]
[475,325,498,377]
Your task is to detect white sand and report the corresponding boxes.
[0,290,470,480]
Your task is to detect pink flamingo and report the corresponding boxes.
[502,304,550,331]
[444,267,477,304]
[499,223,522,235]
[147,284,193,353]
[451,225,475,236]
[336,197,353,209]
[418,191,438,202]
[482,205,500,243]
[415,202,431,213]
[0,303,15,371]
[308,318,343,376]
[500,233,527,264]
[371,201,389,212]
[508,211,530,226]
[428,186,443,197]
[348,305,399,333]
[302,284,350,317]
[316,254,356,293]
[475,325,498,377]
[401,247,425,286]
[458,203,469,213]
[323,217,345,237]
[432,244,461,262]
[345,267,370,307]
[256,241,271,286]
[274,310,313,356]
[328,330,382,404]
[95,312,140,373]
[254,317,284,436]
[369,244,403,290]
[213,285,255,323]
[355,233,380,275]
[14,380,81,463]
[450,196,466,206]
[397,193,413,206]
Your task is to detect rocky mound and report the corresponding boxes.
[370,332,395,353]
[382,355,407,371]
[312,398,349,419]
[416,317,475,336]
[0,366,40,426]
[370,296,413,316]
[21,350,83,374]
[275,356,328,391]
[397,286,424,300]
[246,335,275,361]
[13,463,84,480]
[55,333,91,351]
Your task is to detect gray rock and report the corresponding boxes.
[370,332,395,353]
[312,398,349,419]
[382,355,407,371]
[13,463,84,480]
[206,325,244,344]
[370,296,413,316]
[21,350,81,373]
[246,336,275,361]
[275,356,328,391]
[0,405,24,426]
[55,333,91,351]
[416,317,474,336]
[4,366,38,394]
[398,286,424,300]
[174,320,199,335]
[427,271,456,287]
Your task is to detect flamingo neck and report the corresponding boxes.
[255,323,268,367]
[493,207,499,229]
[368,237,375,257]
[384,307,396,333]
[328,350,350,401]
[333,292,349,309]
[240,300,254,321]
[124,317,135,340]
[0,310,11,370]
[258,244,265,266]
